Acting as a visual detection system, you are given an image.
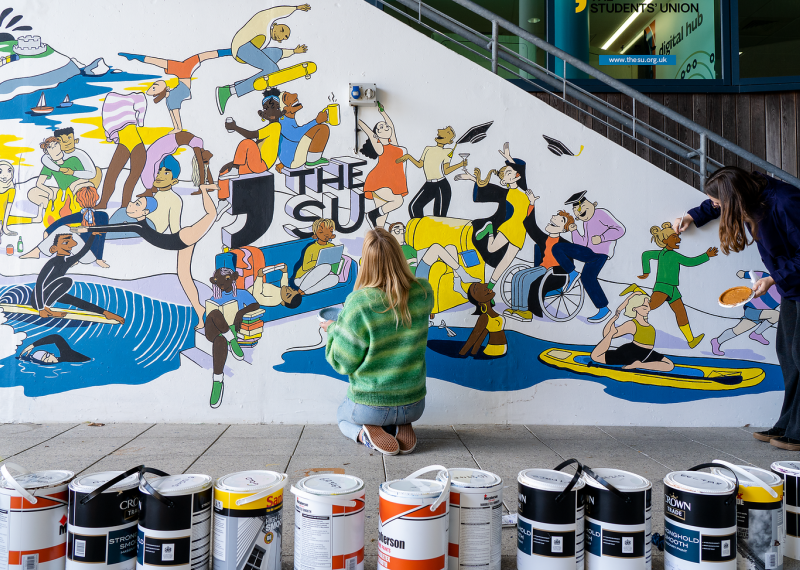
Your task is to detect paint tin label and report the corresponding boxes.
[212,488,283,570]
[448,489,502,570]
[772,462,800,562]
[294,492,364,570]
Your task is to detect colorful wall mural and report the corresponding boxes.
[0,0,783,424]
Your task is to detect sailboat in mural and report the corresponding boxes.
[58,94,73,108]
[30,92,54,115]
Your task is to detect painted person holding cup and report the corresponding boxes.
[675,166,800,450]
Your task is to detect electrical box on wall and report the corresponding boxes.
[349,83,377,106]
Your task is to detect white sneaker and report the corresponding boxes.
[215,200,232,221]
[219,167,239,180]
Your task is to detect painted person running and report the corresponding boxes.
[712,270,781,355]
[639,222,718,348]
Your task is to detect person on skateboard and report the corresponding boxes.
[216,3,311,114]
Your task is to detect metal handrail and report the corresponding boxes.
[380,0,800,191]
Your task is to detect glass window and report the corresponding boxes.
[739,0,800,79]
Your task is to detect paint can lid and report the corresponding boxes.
[1,469,74,490]
[583,468,651,492]
[772,461,800,476]
[70,471,139,494]
[296,474,365,496]
[518,469,585,492]
[664,471,736,495]
[381,478,446,498]
[437,468,502,489]
[711,465,782,488]
[215,470,286,493]
[143,474,213,496]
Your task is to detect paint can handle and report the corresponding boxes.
[80,465,144,505]
[688,462,739,505]
[289,485,358,507]
[712,459,778,499]
[139,467,174,508]
[236,474,289,506]
[405,465,450,512]
[553,458,583,503]
[0,463,37,504]
[583,465,630,503]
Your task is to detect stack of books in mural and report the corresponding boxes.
[238,308,265,348]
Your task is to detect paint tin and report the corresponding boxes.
[435,468,502,570]
[517,459,586,570]
[291,474,365,570]
[582,467,652,570]
[137,474,213,570]
[711,461,783,570]
[663,463,739,570]
[378,465,451,570]
[212,470,288,570]
[0,462,74,570]
[67,471,140,570]
[771,461,800,561]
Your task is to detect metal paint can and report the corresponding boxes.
[711,462,783,570]
[0,463,74,570]
[212,470,287,570]
[137,474,213,570]
[517,459,586,570]
[436,468,502,570]
[582,468,652,570]
[771,461,800,561]
[291,474,365,570]
[663,463,738,570]
[378,465,451,570]
[67,471,140,570]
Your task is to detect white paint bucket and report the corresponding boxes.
[0,462,74,570]
[378,465,450,570]
[67,470,140,570]
[435,468,502,570]
[517,459,586,570]
[771,461,800,561]
[212,470,287,570]
[291,474,365,570]
[582,467,652,570]
[137,474,213,570]
[663,462,739,570]
[710,461,783,570]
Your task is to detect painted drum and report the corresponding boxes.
[771,461,800,561]
[291,474,365,570]
[212,471,287,570]
[0,463,74,570]
[663,464,738,570]
[137,474,213,570]
[517,460,586,570]
[582,468,652,570]
[378,465,451,570]
[435,468,502,570]
[67,471,140,570]
[711,462,783,570]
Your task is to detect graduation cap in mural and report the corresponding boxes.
[448,121,494,158]
[543,135,584,157]
[564,190,589,206]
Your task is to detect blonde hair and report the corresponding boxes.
[313,218,335,236]
[475,165,512,188]
[650,221,675,248]
[356,228,423,328]
[624,294,650,318]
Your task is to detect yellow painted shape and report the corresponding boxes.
[254,61,317,91]
[214,488,283,510]
[0,135,34,167]
[0,303,120,325]
[70,116,177,148]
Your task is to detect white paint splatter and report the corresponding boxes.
[0,309,26,363]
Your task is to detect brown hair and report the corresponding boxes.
[40,136,59,151]
[557,210,575,228]
[704,166,767,254]
[356,228,423,328]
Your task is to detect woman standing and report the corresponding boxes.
[322,228,434,455]
[675,166,800,450]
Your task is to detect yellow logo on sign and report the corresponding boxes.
[576,0,587,12]
[264,531,274,544]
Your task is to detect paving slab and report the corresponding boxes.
[202,436,300,456]
[223,423,304,439]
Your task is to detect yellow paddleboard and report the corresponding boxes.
[539,348,764,391]
[253,61,317,91]
[0,303,121,325]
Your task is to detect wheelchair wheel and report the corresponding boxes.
[538,268,584,322]
[498,263,534,307]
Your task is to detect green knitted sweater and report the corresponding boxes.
[325,279,434,407]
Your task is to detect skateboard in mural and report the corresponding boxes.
[254,61,317,91]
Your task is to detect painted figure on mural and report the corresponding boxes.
[712,270,780,355]
[640,222,718,348]
[295,218,341,294]
[591,287,674,372]
[0,159,33,234]
[41,128,99,192]
[139,155,183,236]
[216,4,311,114]
[204,267,260,409]
[460,282,507,357]
[18,335,90,366]
[139,132,214,198]
[250,263,303,308]
[119,49,232,133]
[275,90,331,171]
[99,91,148,209]
[399,126,467,218]
[358,102,408,229]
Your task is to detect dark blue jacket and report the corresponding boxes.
[689,175,800,301]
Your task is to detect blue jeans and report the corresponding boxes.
[234,42,283,97]
[337,397,426,442]
[552,241,609,309]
